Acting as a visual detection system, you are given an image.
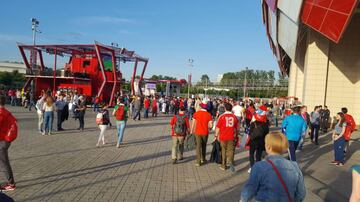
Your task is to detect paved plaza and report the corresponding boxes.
[3,106,360,201]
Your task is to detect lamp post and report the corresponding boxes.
[30,18,40,93]
[187,58,194,98]
[243,67,248,98]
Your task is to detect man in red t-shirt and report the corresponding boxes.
[215,103,239,171]
[170,107,190,164]
[191,102,213,166]
[144,97,150,118]
[342,107,356,153]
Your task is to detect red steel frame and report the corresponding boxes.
[17,42,149,106]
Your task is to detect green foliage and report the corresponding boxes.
[0,70,25,88]
[150,75,176,81]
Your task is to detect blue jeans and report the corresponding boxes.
[288,140,299,161]
[44,111,54,133]
[334,136,345,163]
[116,121,126,145]
[311,124,320,144]
[144,108,149,118]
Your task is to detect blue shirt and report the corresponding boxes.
[55,99,66,111]
[241,155,306,202]
[282,114,307,141]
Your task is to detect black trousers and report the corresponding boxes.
[310,124,320,144]
[57,110,63,130]
[0,141,14,184]
[249,144,264,167]
[78,112,85,129]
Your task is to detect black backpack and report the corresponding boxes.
[174,115,186,135]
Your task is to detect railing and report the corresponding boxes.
[26,69,90,79]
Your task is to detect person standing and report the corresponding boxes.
[170,107,190,164]
[240,132,306,202]
[281,106,307,161]
[36,94,46,134]
[272,104,280,127]
[96,104,110,147]
[77,96,86,130]
[113,98,128,148]
[215,103,238,171]
[133,96,142,121]
[232,101,244,128]
[0,96,17,191]
[55,94,66,131]
[42,96,56,135]
[310,106,321,145]
[248,109,269,173]
[143,97,150,118]
[152,97,158,117]
[321,106,330,133]
[342,107,356,154]
[331,112,347,166]
[191,102,213,166]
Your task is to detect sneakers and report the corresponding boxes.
[0,183,16,191]
[247,168,251,174]
[172,159,177,165]
[219,166,226,171]
[335,163,344,167]
[330,161,338,165]
[229,164,235,172]
[195,163,201,167]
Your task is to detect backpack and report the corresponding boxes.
[174,115,186,135]
[115,105,125,121]
[96,112,103,125]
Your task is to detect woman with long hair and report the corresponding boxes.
[96,104,110,147]
[331,112,347,166]
[42,96,56,135]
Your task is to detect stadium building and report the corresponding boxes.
[261,0,360,124]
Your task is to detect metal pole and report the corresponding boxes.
[243,67,248,98]
[187,59,193,98]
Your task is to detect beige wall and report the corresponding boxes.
[290,13,360,124]
[326,14,360,124]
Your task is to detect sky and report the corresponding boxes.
[0,0,278,82]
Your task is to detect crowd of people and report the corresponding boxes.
[0,89,359,201]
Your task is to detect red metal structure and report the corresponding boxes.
[18,41,148,106]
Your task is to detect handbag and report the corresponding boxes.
[266,159,293,202]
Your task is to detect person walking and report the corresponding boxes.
[310,106,321,145]
[42,96,56,135]
[113,98,129,148]
[55,94,66,131]
[272,104,280,127]
[281,106,307,161]
[0,96,18,191]
[232,101,244,128]
[77,96,86,130]
[240,132,306,202]
[248,108,269,173]
[298,105,311,151]
[215,103,238,172]
[191,102,213,166]
[331,112,347,166]
[96,104,111,147]
[133,96,141,121]
[170,107,190,164]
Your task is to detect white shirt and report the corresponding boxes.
[232,105,244,117]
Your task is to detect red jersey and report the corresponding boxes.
[344,114,356,140]
[193,109,212,135]
[216,112,238,141]
[144,99,150,109]
[170,113,190,136]
[245,106,255,120]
